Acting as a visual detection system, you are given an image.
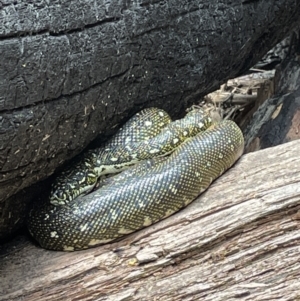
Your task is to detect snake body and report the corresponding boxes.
[27,107,244,251]
[49,108,172,205]
[49,108,212,205]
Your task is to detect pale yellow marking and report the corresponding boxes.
[118,227,133,234]
[158,111,164,117]
[50,231,58,238]
[165,209,175,217]
[183,196,193,205]
[173,138,179,144]
[198,122,204,128]
[183,131,188,136]
[149,149,160,154]
[44,214,49,220]
[145,120,152,127]
[143,216,152,226]
[138,201,145,208]
[88,238,112,246]
[63,246,75,251]
[80,224,88,232]
[110,157,118,162]
[170,185,178,194]
[218,153,224,159]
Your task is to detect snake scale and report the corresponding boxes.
[27,108,244,251]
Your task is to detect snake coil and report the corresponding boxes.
[27,108,244,251]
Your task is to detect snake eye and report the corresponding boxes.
[87,175,98,185]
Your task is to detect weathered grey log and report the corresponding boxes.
[1,138,300,301]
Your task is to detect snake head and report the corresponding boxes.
[49,150,99,206]
[49,169,98,206]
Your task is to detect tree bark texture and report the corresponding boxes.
[1,0,300,205]
[1,138,300,301]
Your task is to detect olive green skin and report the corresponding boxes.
[49,107,173,205]
[49,108,212,206]
[27,120,244,251]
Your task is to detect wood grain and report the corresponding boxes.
[1,139,300,300]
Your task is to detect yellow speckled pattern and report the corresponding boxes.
[49,107,212,205]
[27,119,244,251]
[49,107,172,205]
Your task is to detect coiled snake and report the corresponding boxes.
[27,107,244,251]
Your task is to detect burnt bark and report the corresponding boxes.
[244,42,300,152]
[1,139,300,301]
[1,0,300,203]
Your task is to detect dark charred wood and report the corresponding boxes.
[244,36,300,153]
[1,0,300,237]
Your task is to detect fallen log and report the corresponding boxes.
[1,138,300,301]
[1,0,300,205]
